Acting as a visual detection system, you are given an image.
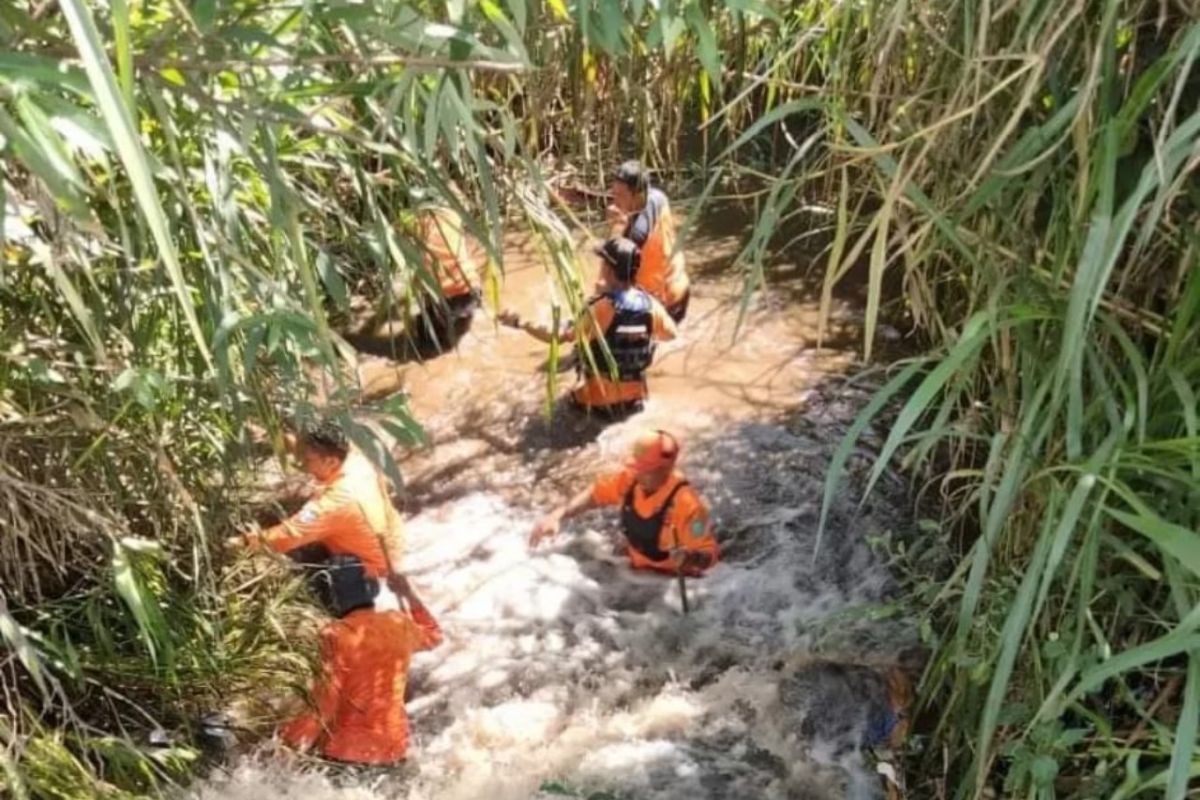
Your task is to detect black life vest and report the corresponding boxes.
[580,288,655,382]
[288,545,378,618]
[620,479,691,562]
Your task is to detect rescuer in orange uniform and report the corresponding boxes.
[280,569,442,764]
[408,205,486,356]
[529,429,718,574]
[500,238,678,419]
[229,420,408,603]
[603,161,691,323]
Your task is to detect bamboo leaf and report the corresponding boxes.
[860,311,993,501]
[34,243,107,363]
[815,358,928,558]
[59,0,213,367]
[0,591,50,699]
[717,98,823,160]
[0,52,91,96]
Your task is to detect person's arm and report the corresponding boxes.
[667,495,718,574]
[651,300,678,342]
[529,486,599,548]
[393,576,444,651]
[498,309,576,344]
[229,501,345,555]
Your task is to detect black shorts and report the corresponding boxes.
[411,290,479,356]
[665,290,690,324]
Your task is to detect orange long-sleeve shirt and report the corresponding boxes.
[590,468,718,575]
[282,605,443,764]
[248,447,405,578]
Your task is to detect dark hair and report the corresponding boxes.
[611,160,649,194]
[595,237,640,283]
[301,419,350,460]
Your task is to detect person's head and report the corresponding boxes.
[627,429,680,490]
[299,419,349,482]
[595,237,640,288]
[609,160,649,213]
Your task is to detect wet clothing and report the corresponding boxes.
[410,208,485,356]
[590,468,718,574]
[417,207,484,301]
[622,188,689,313]
[248,447,405,578]
[571,288,677,411]
[282,606,442,764]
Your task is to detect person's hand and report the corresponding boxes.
[606,204,628,229]
[673,549,711,573]
[245,421,269,446]
[223,534,246,552]
[497,308,522,329]
[388,573,422,609]
[529,512,562,548]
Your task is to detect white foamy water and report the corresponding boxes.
[193,416,914,800]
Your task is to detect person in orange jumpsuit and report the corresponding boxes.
[603,161,691,323]
[281,569,443,764]
[409,205,486,356]
[500,238,678,419]
[229,420,408,604]
[529,429,718,575]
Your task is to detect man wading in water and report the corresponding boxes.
[228,420,443,764]
[228,420,408,606]
[501,237,677,419]
[529,429,718,575]
[602,160,691,323]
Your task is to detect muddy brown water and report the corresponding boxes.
[195,216,917,800]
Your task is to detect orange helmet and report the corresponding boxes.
[626,429,680,473]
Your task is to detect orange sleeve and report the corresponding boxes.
[651,299,678,341]
[664,488,718,572]
[590,469,635,507]
[251,500,356,555]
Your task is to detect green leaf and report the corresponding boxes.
[1030,755,1059,787]
[194,0,218,32]
[1167,653,1200,800]
[0,52,91,96]
[1107,506,1200,579]
[0,106,91,219]
[111,539,171,666]
[685,3,722,85]
[35,243,107,362]
[725,0,782,23]
[815,358,928,557]
[60,0,213,368]
[717,98,823,160]
[0,592,50,699]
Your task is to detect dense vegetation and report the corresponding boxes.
[1,0,1196,798]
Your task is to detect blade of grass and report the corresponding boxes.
[59,0,213,368]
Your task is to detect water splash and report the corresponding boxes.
[194,412,914,800]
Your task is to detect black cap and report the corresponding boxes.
[594,237,640,282]
[611,160,649,193]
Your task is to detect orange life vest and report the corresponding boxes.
[632,203,689,307]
